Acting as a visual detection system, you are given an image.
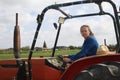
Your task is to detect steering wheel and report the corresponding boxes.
[57,55,68,69]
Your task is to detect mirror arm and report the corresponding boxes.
[52,23,62,57]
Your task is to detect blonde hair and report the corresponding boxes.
[81,25,94,36]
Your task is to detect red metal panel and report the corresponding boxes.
[0,58,62,80]
[0,60,18,80]
[31,58,62,80]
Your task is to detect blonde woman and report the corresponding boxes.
[63,25,99,62]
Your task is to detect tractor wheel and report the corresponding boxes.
[73,62,120,80]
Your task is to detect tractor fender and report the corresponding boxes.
[60,54,120,80]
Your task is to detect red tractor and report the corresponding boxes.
[0,0,120,80]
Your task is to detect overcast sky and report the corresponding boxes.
[0,0,120,49]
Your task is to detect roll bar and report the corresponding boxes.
[28,0,120,60]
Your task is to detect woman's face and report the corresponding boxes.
[80,26,90,39]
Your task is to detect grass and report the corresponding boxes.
[0,49,80,60]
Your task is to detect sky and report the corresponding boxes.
[0,0,120,49]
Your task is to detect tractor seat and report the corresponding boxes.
[97,45,110,55]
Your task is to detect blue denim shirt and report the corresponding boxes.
[68,36,99,61]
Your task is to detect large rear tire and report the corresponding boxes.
[73,62,120,80]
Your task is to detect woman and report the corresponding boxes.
[63,25,99,62]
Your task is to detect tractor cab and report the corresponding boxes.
[0,0,120,80]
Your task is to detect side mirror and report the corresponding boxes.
[58,17,65,24]
[53,23,58,30]
[37,15,42,23]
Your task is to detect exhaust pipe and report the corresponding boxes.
[13,13,20,59]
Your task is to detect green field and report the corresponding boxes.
[0,49,79,60]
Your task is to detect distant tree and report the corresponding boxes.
[68,45,81,50]
[43,41,47,48]
[21,46,30,50]
[69,45,75,49]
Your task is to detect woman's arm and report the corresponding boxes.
[69,37,98,61]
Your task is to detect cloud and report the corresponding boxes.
[0,0,119,49]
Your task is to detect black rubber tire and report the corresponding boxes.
[73,62,120,80]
